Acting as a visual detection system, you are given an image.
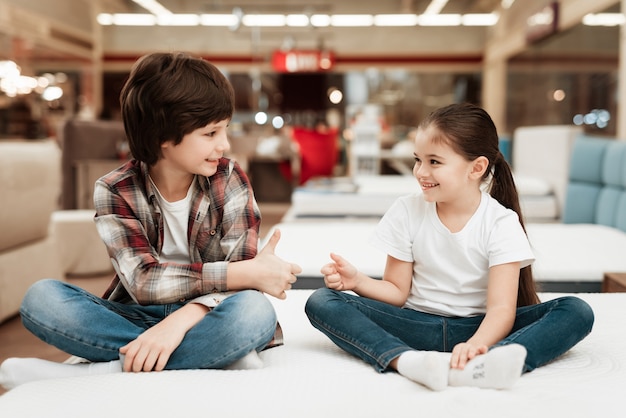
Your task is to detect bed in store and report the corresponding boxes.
[0,289,624,418]
[286,174,559,222]
[267,220,626,292]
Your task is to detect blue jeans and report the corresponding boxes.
[304,288,594,373]
[20,279,277,369]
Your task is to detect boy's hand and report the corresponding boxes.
[119,303,209,372]
[255,229,302,299]
[120,321,186,372]
[320,252,358,291]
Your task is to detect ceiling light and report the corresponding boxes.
[310,14,331,27]
[286,14,309,27]
[418,14,462,26]
[462,13,499,26]
[242,14,286,27]
[330,15,374,27]
[96,11,496,27]
[132,0,171,16]
[112,13,157,26]
[582,13,625,27]
[200,14,239,27]
[157,14,200,26]
[374,14,419,26]
[97,13,114,25]
[423,0,449,15]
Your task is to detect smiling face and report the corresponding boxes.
[412,125,483,204]
[160,118,231,178]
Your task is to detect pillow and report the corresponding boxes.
[513,174,553,196]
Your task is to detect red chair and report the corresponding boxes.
[290,126,339,185]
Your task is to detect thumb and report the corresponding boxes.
[261,228,281,254]
[329,252,344,265]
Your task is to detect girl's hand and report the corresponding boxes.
[450,342,489,369]
[320,253,359,290]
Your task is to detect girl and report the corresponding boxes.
[305,103,594,391]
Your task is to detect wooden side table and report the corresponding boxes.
[602,272,626,292]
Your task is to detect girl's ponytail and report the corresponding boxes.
[489,153,539,306]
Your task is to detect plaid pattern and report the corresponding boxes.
[94,157,260,303]
[93,158,282,346]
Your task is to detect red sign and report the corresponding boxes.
[271,50,335,73]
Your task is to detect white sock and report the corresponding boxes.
[0,357,122,390]
[396,350,450,391]
[448,344,526,390]
[225,351,264,370]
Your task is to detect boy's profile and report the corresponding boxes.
[0,51,302,390]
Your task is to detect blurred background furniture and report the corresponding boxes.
[0,140,63,323]
[291,125,339,185]
[511,125,582,222]
[59,119,127,210]
[0,135,116,324]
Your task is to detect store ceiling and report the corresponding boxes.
[102,0,504,15]
[0,0,505,67]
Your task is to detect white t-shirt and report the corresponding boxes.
[370,191,534,317]
[150,177,236,307]
[150,178,193,264]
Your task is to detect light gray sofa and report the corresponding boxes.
[0,138,113,324]
[0,140,64,323]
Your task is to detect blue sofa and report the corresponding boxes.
[526,134,626,292]
[563,135,626,231]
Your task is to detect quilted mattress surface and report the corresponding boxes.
[0,290,623,418]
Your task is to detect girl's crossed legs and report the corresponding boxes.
[305,288,593,389]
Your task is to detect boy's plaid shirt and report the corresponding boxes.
[93,158,283,347]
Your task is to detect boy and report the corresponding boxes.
[0,52,302,389]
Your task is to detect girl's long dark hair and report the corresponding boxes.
[419,103,539,306]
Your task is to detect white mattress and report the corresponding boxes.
[268,221,626,286]
[526,223,626,282]
[0,290,623,418]
[287,175,419,219]
[288,175,558,222]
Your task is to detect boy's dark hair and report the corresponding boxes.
[419,102,539,307]
[120,51,235,165]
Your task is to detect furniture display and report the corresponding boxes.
[527,134,626,291]
[1,290,624,417]
[284,126,579,223]
[59,119,127,210]
[291,126,339,185]
[285,175,419,220]
[0,140,64,323]
[49,210,112,277]
[511,125,582,222]
[74,159,125,209]
[0,138,115,323]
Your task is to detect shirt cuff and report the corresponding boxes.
[189,291,237,308]
[201,261,229,293]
